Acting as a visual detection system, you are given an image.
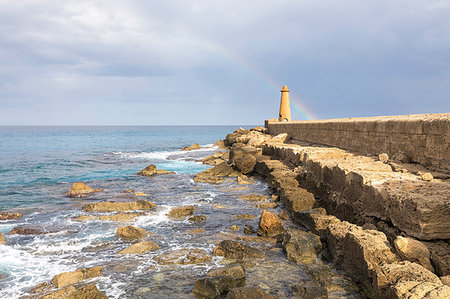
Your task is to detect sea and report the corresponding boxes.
[0,126,360,298]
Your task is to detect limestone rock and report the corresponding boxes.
[278,210,289,220]
[82,200,156,212]
[291,283,327,299]
[0,232,4,244]
[189,215,207,223]
[282,228,322,264]
[441,275,450,286]
[39,284,107,299]
[66,182,103,198]
[186,228,205,234]
[167,205,195,219]
[133,192,148,196]
[425,241,450,276]
[394,236,434,272]
[99,212,145,222]
[9,226,46,235]
[30,282,52,293]
[379,153,389,163]
[116,226,148,240]
[256,202,277,209]
[181,143,201,151]
[74,215,97,221]
[214,139,228,149]
[266,133,289,144]
[137,164,174,176]
[194,163,234,184]
[193,276,241,299]
[212,240,265,259]
[250,126,266,133]
[234,154,257,174]
[207,264,245,280]
[244,224,256,235]
[51,266,103,288]
[421,172,434,181]
[236,214,256,220]
[226,286,277,299]
[239,194,269,202]
[0,212,23,220]
[228,225,240,231]
[118,241,159,255]
[154,248,211,265]
[229,145,261,164]
[247,135,270,147]
[237,175,254,185]
[257,210,284,237]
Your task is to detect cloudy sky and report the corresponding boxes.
[0,0,449,125]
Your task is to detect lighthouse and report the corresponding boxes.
[278,85,291,121]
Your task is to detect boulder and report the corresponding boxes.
[74,215,97,221]
[239,194,269,202]
[214,140,228,149]
[167,205,195,219]
[280,188,315,212]
[234,154,256,174]
[0,232,4,244]
[256,202,277,209]
[421,172,434,181]
[212,240,265,259]
[99,212,145,222]
[154,248,211,265]
[182,143,201,151]
[228,225,240,231]
[194,163,234,184]
[51,266,103,288]
[425,241,450,276]
[237,175,254,185]
[226,286,277,299]
[0,212,23,220]
[82,200,156,212]
[193,276,239,299]
[118,241,159,255]
[116,226,149,240]
[278,210,289,220]
[229,145,261,164]
[39,284,107,299]
[189,215,207,223]
[236,214,257,220]
[394,236,434,272]
[66,182,103,198]
[250,126,266,133]
[137,164,174,176]
[266,133,289,144]
[282,228,322,264]
[8,227,46,235]
[257,210,284,237]
[291,284,327,299]
[207,264,245,281]
[247,135,270,147]
[378,153,389,163]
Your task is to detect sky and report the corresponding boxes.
[0,0,449,125]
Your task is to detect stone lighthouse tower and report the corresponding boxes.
[278,85,291,121]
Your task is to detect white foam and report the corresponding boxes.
[134,206,171,226]
[112,151,176,160]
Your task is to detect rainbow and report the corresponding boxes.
[185,36,317,120]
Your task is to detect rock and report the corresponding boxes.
[51,266,103,288]
[74,215,97,221]
[118,241,159,255]
[278,210,289,220]
[193,276,240,299]
[82,200,156,212]
[226,286,277,299]
[137,164,174,176]
[279,188,315,212]
[378,153,389,163]
[167,205,195,219]
[256,202,277,209]
[66,182,103,198]
[186,228,205,234]
[214,140,228,149]
[229,145,261,164]
[234,154,257,174]
[282,228,322,264]
[425,241,450,276]
[0,232,4,244]
[228,225,240,231]
[0,212,23,220]
[236,214,256,220]
[133,192,148,196]
[39,284,107,299]
[154,248,211,265]
[237,175,254,185]
[8,227,46,235]
[244,225,256,235]
[189,215,207,223]
[257,210,284,237]
[212,240,265,259]
[392,151,411,163]
[182,143,201,151]
[394,236,434,272]
[421,172,434,181]
[247,135,270,147]
[30,282,52,293]
[123,189,135,193]
[207,263,246,280]
[194,163,234,184]
[291,284,327,299]
[239,194,269,202]
[441,275,450,286]
[250,126,266,133]
[116,226,149,240]
[99,212,145,222]
[266,133,289,144]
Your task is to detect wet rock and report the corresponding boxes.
[82,200,156,212]
[0,212,23,220]
[278,210,289,220]
[186,228,205,234]
[154,248,211,265]
[282,228,322,264]
[167,205,195,219]
[193,276,240,299]
[194,163,234,184]
[214,140,228,149]
[244,225,255,235]
[116,226,149,240]
[257,210,284,237]
[182,143,201,151]
[236,214,257,220]
[123,189,135,193]
[137,164,174,176]
[234,154,257,174]
[291,283,327,299]
[118,241,159,255]
[99,212,145,222]
[207,264,246,281]
[51,266,103,288]
[256,202,277,209]
[30,282,52,293]
[0,232,4,244]
[237,175,254,185]
[228,225,240,231]
[239,194,269,202]
[66,182,103,198]
[133,192,148,196]
[212,240,265,259]
[394,236,434,272]
[74,215,97,221]
[225,286,277,299]
[40,284,107,299]
[378,153,389,163]
[8,226,46,235]
[266,133,289,144]
[189,215,207,223]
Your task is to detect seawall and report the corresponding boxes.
[265,113,450,172]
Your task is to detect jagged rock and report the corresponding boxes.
[51,266,103,288]
[167,205,195,219]
[250,126,266,133]
[229,145,261,164]
[266,133,289,144]
[154,248,211,265]
[189,215,207,223]
[0,212,23,220]
[8,227,46,235]
[193,264,246,298]
[280,188,315,212]
[237,175,254,185]
[82,200,156,212]
[421,172,434,181]
[30,282,52,293]
[394,236,434,272]
[228,225,240,231]
[194,163,234,184]
[207,264,246,280]
[425,241,450,276]
[214,140,228,149]
[0,232,4,244]
[247,135,270,147]
[239,194,269,202]
[99,212,145,222]
[213,240,265,259]
[278,210,289,220]
[116,226,149,240]
[137,164,174,176]
[234,154,257,174]
[236,214,256,220]
[256,202,277,209]
[39,284,107,299]
[182,143,201,151]
[225,286,277,299]
[378,153,389,163]
[118,241,159,255]
[257,210,284,237]
[282,228,322,264]
[244,225,255,235]
[66,182,103,198]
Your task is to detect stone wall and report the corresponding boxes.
[265,113,450,172]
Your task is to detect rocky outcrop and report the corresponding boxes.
[39,284,107,299]
[425,241,450,276]
[118,241,159,255]
[214,139,228,149]
[194,163,236,184]
[257,210,284,237]
[225,286,277,299]
[394,236,434,272]
[212,240,265,259]
[238,194,269,202]
[265,133,289,144]
[82,200,156,212]
[116,226,149,240]
[154,248,211,265]
[193,264,246,299]
[51,266,103,288]
[0,212,23,220]
[99,212,146,222]
[234,154,256,174]
[66,182,103,198]
[282,228,322,264]
[137,164,175,176]
[9,227,47,235]
[167,205,195,219]
[189,215,207,223]
[182,143,202,151]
